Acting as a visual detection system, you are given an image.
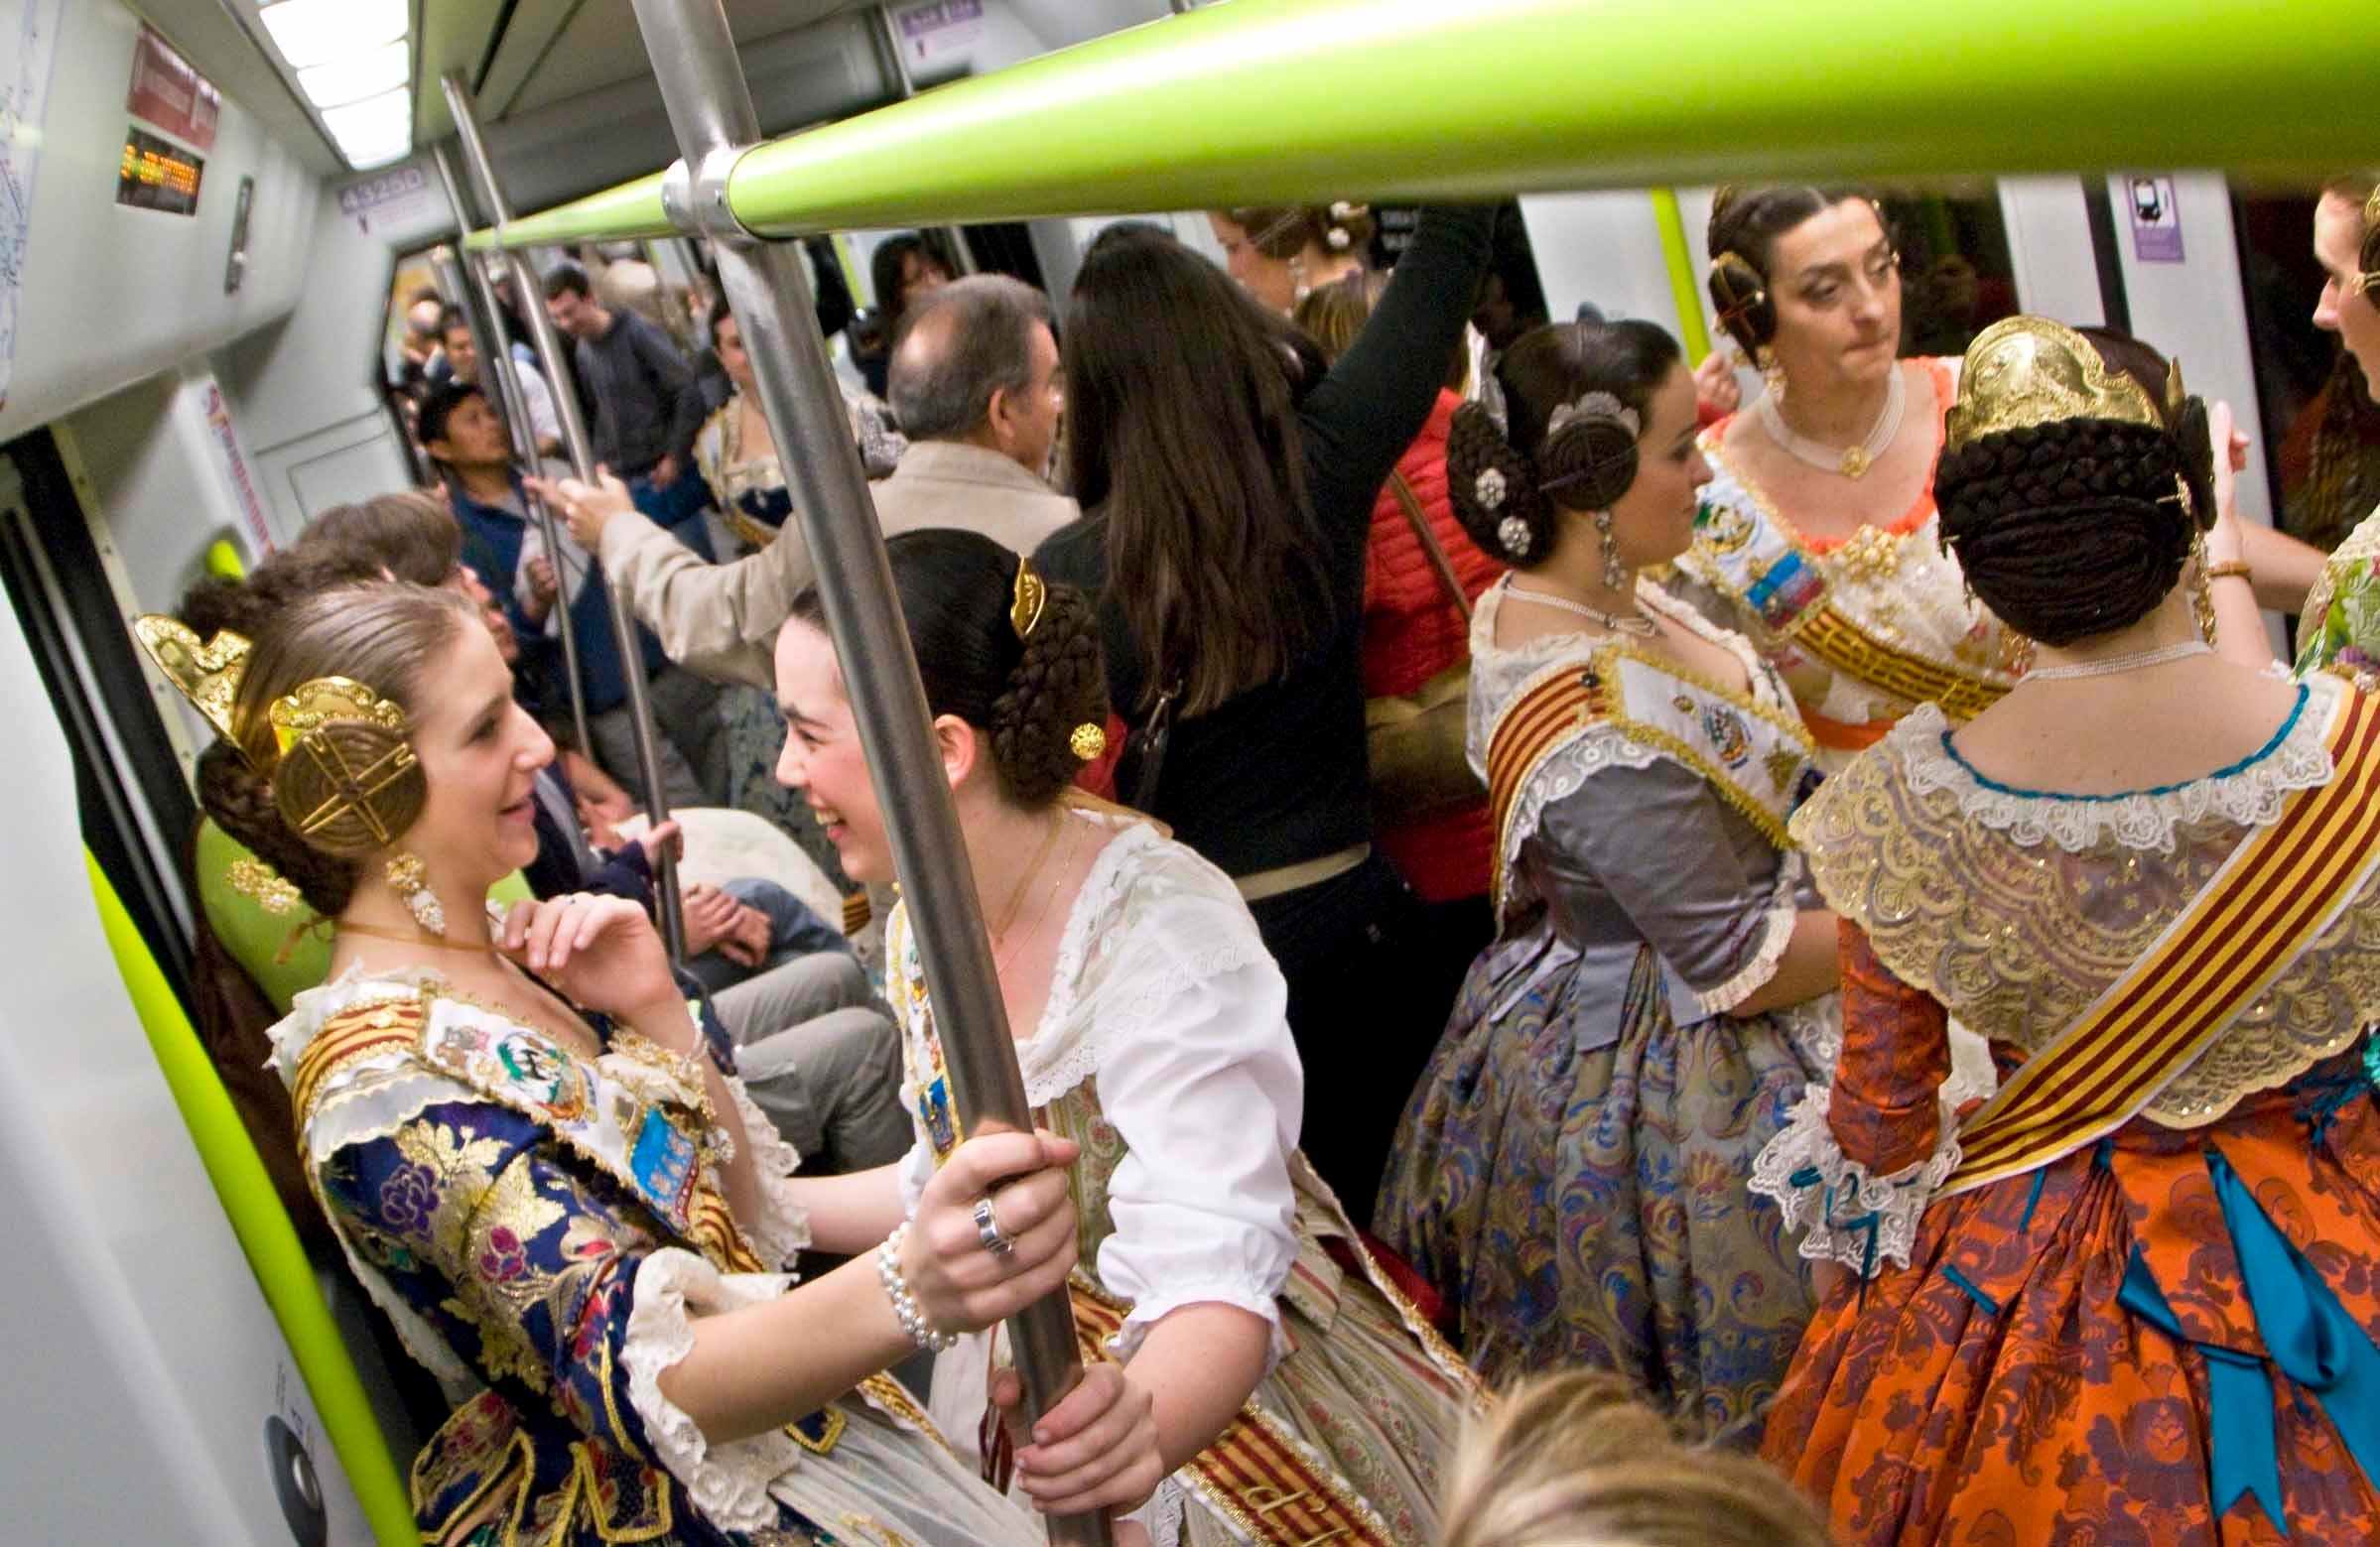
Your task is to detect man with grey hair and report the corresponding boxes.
[554,272,1077,690]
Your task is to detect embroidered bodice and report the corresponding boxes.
[1790,675,2380,1126]
[695,387,906,550]
[2295,501,2380,684]
[1673,359,2015,748]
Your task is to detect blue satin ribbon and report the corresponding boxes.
[2210,1146,2380,1519]
[2119,1247,2286,1533]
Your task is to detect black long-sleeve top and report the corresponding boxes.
[1038,204,1494,878]
[573,307,705,478]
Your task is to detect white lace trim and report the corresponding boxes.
[722,1074,810,1271]
[619,1248,802,1532]
[1747,1055,1994,1276]
[1691,857,1803,1017]
[1138,1478,1189,1547]
[1019,818,1271,1105]
[1888,677,2338,855]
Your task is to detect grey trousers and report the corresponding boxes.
[711,953,910,1176]
[587,664,727,810]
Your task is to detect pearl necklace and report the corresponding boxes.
[1504,582,1659,637]
[1757,363,1906,479]
[2021,640,2212,682]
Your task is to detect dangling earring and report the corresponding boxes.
[1287,254,1310,306]
[386,851,446,937]
[1594,509,1632,592]
[1755,345,1785,401]
[2000,630,2036,676]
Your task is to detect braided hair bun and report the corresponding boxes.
[1936,417,2199,648]
[1447,399,1553,566]
[792,529,1110,810]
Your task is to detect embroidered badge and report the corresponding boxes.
[628,1106,699,1225]
[1746,549,1825,630]
[1701,704,1753,767]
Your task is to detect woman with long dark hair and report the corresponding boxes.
[1035,204,1493,1219]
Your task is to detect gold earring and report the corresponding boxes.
[2189,530,2217,645]
[2001,630,2036,675]
[386,851,446,937]
[1755,345,1785,400]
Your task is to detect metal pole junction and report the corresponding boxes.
[441,70,687,963]
[621,2,1108,1542]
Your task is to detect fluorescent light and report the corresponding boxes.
[298,39,407,108]
[259,0,404,70]
[324,85,411,169]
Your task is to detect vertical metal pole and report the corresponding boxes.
[433,145,595,765]
[868,5,978,277]
[628,5,1107,1542]
[442,74,686,962]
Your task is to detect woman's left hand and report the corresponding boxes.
[992,1362,1164,1517]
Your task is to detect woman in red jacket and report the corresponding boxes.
[1296,274,1503,981]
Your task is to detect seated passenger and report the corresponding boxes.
[552,273,1077,692]
[1756,317,2380,1544]
[1375,321,1841,1440]
[418,379,727,810]
[176,577,1130,1544]
[774,530,1486,1544]
[455,566,908,1175]
[1034,204,1494,1220]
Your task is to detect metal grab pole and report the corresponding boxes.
[868,5,977,277]
[441,71,687,962]
[432,146,596,765]
[628,2,1108,1542]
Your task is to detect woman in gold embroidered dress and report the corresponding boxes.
[1374,320,1841,1441]
[770,529,1484,1547]
[1753,317,2380,1544]
[2293,177,2380,684]
[178,577,1138,1546]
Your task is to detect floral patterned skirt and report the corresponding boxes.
[1762,1049,2380,1545]
[1375,940,1822,1440]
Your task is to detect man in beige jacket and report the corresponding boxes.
[544,274,1077,690]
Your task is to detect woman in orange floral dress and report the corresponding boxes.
[1752,317,2380,1543]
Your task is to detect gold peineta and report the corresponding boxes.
[132,616,253,749]
[1945,316,2163,451]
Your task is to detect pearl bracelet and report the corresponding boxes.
[876,1224,957,1352]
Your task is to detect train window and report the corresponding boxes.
[1883,188,2022,358]
[2233,188,2380,555]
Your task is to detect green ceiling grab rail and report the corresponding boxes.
[466,0,2374,252]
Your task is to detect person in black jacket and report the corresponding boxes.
[1035,204,1493,1219]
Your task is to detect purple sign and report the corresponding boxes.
[2125,175,2183,264]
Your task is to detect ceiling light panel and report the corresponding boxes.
[298,38,408,108]
[323,85,412,168]
[259,0,406,71]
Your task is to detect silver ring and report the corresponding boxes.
[973,1197,1014,1258]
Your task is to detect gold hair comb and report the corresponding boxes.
[1945,316,2163,451]
[132,616,252,749]
[266,677,424,852]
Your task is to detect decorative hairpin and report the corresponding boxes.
[1010,557,1047,641]
[1069,722,1107,762]
[132,616,253,753]
[266,678,424,852]
[1473,468,1508,512]
[1547,391,1640,439]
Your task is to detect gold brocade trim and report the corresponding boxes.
[1792,606,2009,721]
[414,1405,531,1544]
[854,1371,955,1456]
[563,1441,676,1543]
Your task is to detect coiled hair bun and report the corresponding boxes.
[1446,320,1683,570]
[1228,203,1378,260]
[1936,417,2197,648]
[791,529,1110,809]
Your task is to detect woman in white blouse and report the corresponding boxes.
[772,529,1486,1547]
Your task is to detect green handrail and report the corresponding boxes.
[468,0,2372,252]
[84,854,416,1545]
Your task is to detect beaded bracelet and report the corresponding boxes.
[876,1224,958,1352]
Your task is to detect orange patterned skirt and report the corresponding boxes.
[1763,1047,2380,1544]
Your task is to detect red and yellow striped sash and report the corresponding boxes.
[1943,686,2380,1196]
[1066,1284,1392,1547]
[291,996,425,1130]
[1485,667,1611,911]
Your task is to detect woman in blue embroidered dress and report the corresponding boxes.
[194,579,1139,1545]
[1375,321,1842,1441]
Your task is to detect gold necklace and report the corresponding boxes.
[992,816,1073,977]
[987,813,1066,943]
[336,918,500,955]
